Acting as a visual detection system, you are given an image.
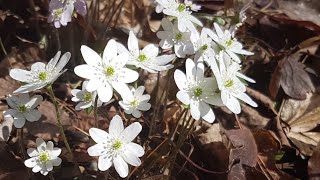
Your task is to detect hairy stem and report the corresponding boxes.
[47,85,72,154]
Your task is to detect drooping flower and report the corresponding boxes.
[119,86,151,118]
[71,81,103,111]
[157,18,194,58]
[206,23,253,63]
[3,93,43,128]
[216,52,257,114]
[74,40,138,102]
[48,0,73,28]
[24,138,62,176]
[10,51,71,93]
[87,115,144,178]
[174,59,222,123]
[118,31,175,73]
[155,0,203,33]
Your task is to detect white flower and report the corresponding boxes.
[87,115,144,178]
[74,40,139,102]
[206,23,253,63]
[184,0,201,12]
[157,18,194,58]
[71,81,103,110]
[216,52,257,114]
[119,86,151,118]
[10,51,71,93]
[24,138,62,176]
[3,93,42,128]
[118,31,175,73]
[155,0,203,32]
[174,59,222,123]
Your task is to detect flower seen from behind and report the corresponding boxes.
[119,86,151,118]
[174,59,222,123]
[10,51,71,93]
[3,93,42,128]
[24,138,62,176]
[71,80,103,110]
[87,115,144,178]
[118,31,175,73]
[74,40,139,102]
[157,18,194,58]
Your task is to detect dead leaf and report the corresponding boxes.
[269,54,315,100]
[308,140,320,179]
[0,113,13,142]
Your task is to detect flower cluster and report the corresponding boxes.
[155,0,257,122]
[48,0,87,28]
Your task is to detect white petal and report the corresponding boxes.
[109,115,124,137]
[75,101,92,110]
[97,83,113,102]
[32,164,42,173]
[190,99,200,120]
[185,58,196,82]
[234,92,258,107]
[117,42,129,54]
[232,48,254,56]
[121,122,142,143]
[13,82,46,94]
[177,18,187,32]
[51,157,62,166]
[160,18,173,31]
[142,44,158,58]
[112,82,131,101]
[36,138,46,152]
[98,155,112,171]
[81,45,101,66]
[89,128,110,143]
[176,91,190,105]
[87,143,106,156]
[174,70,187,90]
[213,23,224,39]
[74,64,96,79]
[236,72,256,83]
[134,86,145,98]
[85,78,100,92]
[31,62,46,71]
[139,94,150,102]
[24,157,37,168]
[128,31,139,54]
[5,96,19,109]
[55,52,70,73]
[27,95,43,109]
[45,161,53,171]
[221,91,241,114]
[137,103,151,111]
[126,142,144,157]
[46,141,53,151]
[121,150,141,166]
[9,69,32,83]
[118,68,139,83]
[132,109,142,118]
[111,53,128,69]
[103,39,118,63]
[27,148,38,157]
[154,54,175,65]
[51,147,61,157]
[24,109,41,122]
[199,101,215,123]
[196,61,204,80]
[113,155,129,178]
[13,114,26,128]
[226,50,241,63]
[3,109,18,117]
[47,51,61,69]
[188,14,203,27]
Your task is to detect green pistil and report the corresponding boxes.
[39,153,49,162]
[39,72,47,80]
[130,100,138,107]
[18,105,27,113]
[83,92,92,101]
[112,141,122,150]
[226,39,233,46]
[177,4,186,12]
[105,67,115,76]
[225,80,234,87]
[193,87,203,97]
[176,32,183,40]
[53,8,63,16]
[138,54,147,62]
[200,44,208,51]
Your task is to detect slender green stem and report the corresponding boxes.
[46,85,72,154]
[0,37,7,55]
[93,96,99,128]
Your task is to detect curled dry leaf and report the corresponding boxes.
[269,53,315,100]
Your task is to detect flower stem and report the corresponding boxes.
[46,85,72,155]
[93,96,99,128]
[49,172,55,180]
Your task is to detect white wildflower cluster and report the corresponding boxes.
[155,0,257,122]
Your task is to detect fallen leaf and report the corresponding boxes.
[308,140,320,179]
[0,113,13,142]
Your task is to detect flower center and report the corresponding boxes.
[105,67,115,76]
[138,54,147,62]
[130,100,138,107]
[200,44,208,51]
[112,141,122,150]
[176,32,183,40]
[38,152,49,163]
[225,80,234,87]
[53,8,63,17]
[177,4,186,12]
[193,87,203,97]
[18,105,27,113]
[38,72,47,80]
[83,92,92,101]
[226,39,233,46]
